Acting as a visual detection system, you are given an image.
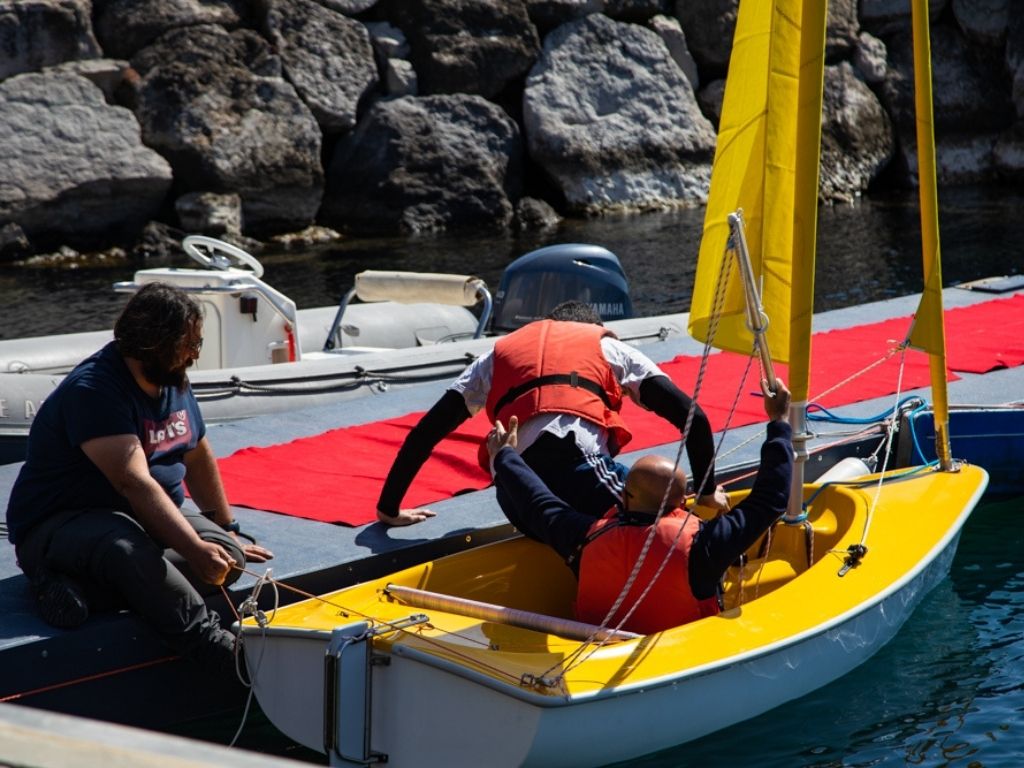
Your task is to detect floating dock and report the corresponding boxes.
[1,281,1021,754]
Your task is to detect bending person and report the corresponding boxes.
[377,300,728,527]
[486,379,792,635]
[5,283,273,676]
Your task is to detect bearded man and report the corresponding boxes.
[5,282,272,675]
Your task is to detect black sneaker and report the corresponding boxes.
[33,570,89,629]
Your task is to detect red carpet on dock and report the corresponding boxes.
[216,294,1024,526]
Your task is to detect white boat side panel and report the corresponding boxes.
[242,628,331,753]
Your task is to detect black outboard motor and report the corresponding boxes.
[491,244,634,332]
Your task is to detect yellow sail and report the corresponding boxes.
[689,0,827,404]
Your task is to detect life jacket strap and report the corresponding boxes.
[493,372,612,418]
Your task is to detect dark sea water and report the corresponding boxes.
[1,185,1022,340]
[7,185,1023,764]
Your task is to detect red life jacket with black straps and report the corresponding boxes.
[575,506,720,634]
[485,320,632,455]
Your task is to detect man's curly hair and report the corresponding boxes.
[114,283,202,369]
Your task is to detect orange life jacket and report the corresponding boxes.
[575,506,720,634]
[485,320,632,454]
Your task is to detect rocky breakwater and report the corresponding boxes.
[0,0,1020,261]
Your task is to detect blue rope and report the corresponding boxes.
[792,396,942,517]
[805,396,924,425]
[904,400,934,464]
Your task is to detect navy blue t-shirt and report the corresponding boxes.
[5,342,206,544]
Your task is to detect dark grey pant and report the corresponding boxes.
[15,507,245,660]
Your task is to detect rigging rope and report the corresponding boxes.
[539,248,758,681]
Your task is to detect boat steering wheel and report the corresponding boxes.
[182,235,265,278]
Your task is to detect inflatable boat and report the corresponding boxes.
[0,236,635,463]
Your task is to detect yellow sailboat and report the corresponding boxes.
[239,1,988,765]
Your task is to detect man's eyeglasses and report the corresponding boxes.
[186,337,203,354]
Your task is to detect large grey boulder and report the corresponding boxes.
[92,0,247,60]
[0,0,100,80]
[820,63,894,202]
[259,0,378,133]
[131,24,323,236]
[0,72,171,249]
[383,0,540,98]
[524,14,716,214]
[321,94,522,234]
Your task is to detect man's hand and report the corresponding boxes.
[376,507,437,527]
[762,378,792,422]
[233,535,274,563]
[486,416,519,462]
[190,540,236,585]
[697,484,730,511]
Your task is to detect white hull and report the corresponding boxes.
[402,536,958,768]
[240,523,966,767]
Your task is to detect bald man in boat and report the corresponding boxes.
[5,282,272,674]
[376,300,729,527]
[485,379,793,634]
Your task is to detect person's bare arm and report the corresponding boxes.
[80,434,234,585]
[184,436,273,562]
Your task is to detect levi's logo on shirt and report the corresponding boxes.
[143,409,192,455]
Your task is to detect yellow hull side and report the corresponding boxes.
[246,463,987,700]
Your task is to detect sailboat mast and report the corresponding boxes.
[785,0,829,518]
[909,0,954,470]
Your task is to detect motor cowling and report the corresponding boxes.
[492,244,634,332]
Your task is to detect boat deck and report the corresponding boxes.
[1,283,1021,728]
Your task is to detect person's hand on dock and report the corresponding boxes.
[376,507,437,527]
[235,537,274,563]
